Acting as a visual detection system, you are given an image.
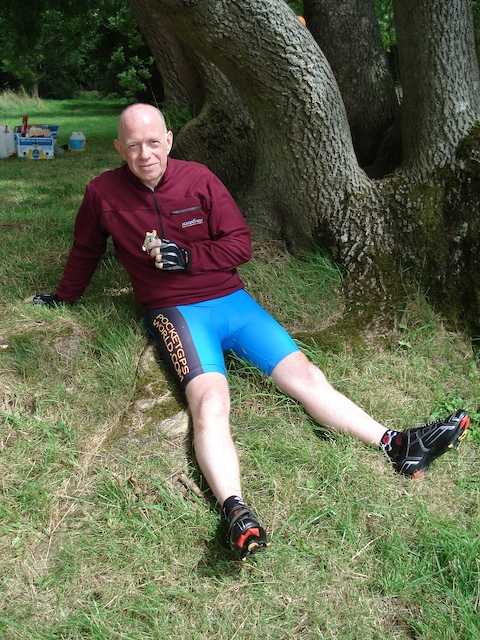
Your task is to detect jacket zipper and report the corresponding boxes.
[152,193,165,239]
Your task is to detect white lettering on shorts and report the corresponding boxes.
[152,313,190,381]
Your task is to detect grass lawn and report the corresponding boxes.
[0,94,479,640]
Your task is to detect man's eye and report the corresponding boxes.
[128,144,138,150]
[150,140,160,146]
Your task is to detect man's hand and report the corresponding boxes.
[32,293,65,307]
[156,240,190,271]
[146,237,190,271]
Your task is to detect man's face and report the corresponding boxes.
[114,108,173,189]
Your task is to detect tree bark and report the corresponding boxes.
[172,59,255,194]
[129,0,397,314]
[129,0,254,193]
[129,0,203,109]
[148,1,365,220]
[394,0,480,178]
[304,0,398,167]
[129,0,480,327]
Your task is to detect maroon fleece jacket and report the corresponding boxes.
[56,159,251,309]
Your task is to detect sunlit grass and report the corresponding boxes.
[0,89,47,112]
[0,96,479,640]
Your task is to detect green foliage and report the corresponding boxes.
[0,1,50,94]
[0,0,399,100]
[0,88,45,111]
[374,0,396,50]
[286,0,303,15]
[83,1,161,101]
[0,0,162,100]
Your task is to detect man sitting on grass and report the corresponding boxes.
[33,103,470,559]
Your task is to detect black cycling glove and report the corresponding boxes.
[32,293,65,307]
[156,240,190,271]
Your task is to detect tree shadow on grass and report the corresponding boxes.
[41,99,126,118]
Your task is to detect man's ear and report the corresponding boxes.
[166,130,173,155]
[113,138,125,159]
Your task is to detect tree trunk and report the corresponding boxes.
[129,0,254,193]
[394,0,480,179]
[304,0,398,168]
[129,0,203,109]
[172,59,255,194]
[129,0,480,327]
[129,0,396,314]
[148,1,365,221]
[433,130,480,333]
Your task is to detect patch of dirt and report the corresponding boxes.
[103,286,133,297]
[107,344,202,499]
[3,316,92,362]
[0,424,19,450]
[53,334,84,360]
[113,344,187,443]
[0,375,35,414]
[0,222,29,232]
[251,239,290,264]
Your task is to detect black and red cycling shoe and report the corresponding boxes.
[226,503,267,560]
[384,409,470,478]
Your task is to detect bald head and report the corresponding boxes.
[114,103,173,189]
[117,103,168,142]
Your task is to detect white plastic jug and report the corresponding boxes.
[69,131,86,151]
[0,126,15,159]
[0,132,7,159]
[6,128,15,156]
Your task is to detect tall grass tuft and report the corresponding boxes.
[0,89,46,114]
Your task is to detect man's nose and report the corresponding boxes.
[139,143,150,159]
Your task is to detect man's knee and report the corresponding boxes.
[293,360,329,391]
[186,372,230,428]
[272,351,328,393]
[195,388,230,422]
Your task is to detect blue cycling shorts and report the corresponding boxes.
[144,289,299,389]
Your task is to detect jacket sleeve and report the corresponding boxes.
[55,184,108,302]
[187,172,252,274]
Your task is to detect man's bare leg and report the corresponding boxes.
[271,351,386,445]
[185,371,267,556]
[271,351,470,478]
[185,372,241,505]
